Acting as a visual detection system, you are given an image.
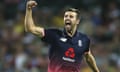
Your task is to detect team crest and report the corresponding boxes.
[78,40,82,47]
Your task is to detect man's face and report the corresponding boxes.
[64,11,79,32]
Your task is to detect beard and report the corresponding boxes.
[65,24,72,32]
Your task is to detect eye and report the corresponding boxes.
[70,15,73,18]
[64,15,68,18]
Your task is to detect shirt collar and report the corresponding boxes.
[62,28,79,38]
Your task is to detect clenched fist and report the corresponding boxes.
[27,0,37,9]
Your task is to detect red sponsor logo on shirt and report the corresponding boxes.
[65,48,75,58]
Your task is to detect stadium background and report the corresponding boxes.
[0,0,120,72]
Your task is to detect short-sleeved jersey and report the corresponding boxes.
[41,29,90,72]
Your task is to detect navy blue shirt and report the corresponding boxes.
[41,28,90,72]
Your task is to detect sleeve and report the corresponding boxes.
[41,29,57,44]
[84,37,90,53]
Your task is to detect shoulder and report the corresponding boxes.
[45,28,62,34]
[78,32,90,41]
[78,32,90,48]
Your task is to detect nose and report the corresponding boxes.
[64,15,71,20]
[66,16,70,19]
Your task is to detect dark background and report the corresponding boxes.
[0,0,120,72]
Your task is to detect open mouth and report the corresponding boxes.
[65,22,71,25]
[65,20,71,25]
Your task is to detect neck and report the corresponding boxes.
[66,26,77,37]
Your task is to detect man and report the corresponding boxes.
[24,0,100,72]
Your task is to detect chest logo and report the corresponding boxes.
[60,37,67,42]
[78,40,82,47]
[65,48,75,58]
[62,47,75,62]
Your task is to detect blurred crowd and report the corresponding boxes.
[0,0,120,72]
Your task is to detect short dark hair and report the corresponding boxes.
[64,8,80,19]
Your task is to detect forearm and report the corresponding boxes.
[24,1,44,37]
[85,52,99,72]
[24,8,35,32]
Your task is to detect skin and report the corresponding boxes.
[24,0,99,72]
[64,11,79,37]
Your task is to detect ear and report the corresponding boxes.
[76,19,80,25]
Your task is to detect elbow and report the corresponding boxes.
[26,27,33,33]
[24,25,29,32]
[27,26,35,34]
[85,55,96,65]
[24,21,28,32]
[24,22,33,32]
[24,26,28,32]
[86,57,91,63]
[85,54,93,63]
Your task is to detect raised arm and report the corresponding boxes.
[24,0,44,37]
[84,51,99,72]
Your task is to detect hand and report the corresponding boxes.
[27,0,37,9]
